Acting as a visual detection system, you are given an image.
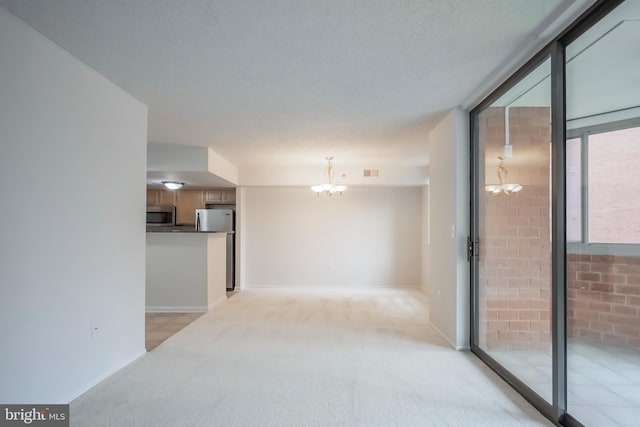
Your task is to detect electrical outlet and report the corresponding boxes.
[503,144,513,157]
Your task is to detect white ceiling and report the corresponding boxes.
[0,0,574,169]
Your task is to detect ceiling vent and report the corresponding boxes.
[363,169,379,177]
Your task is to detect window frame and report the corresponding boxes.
[566,117,640,256]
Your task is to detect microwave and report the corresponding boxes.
[146,205,176,226]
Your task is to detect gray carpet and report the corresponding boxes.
[71,288,553,426]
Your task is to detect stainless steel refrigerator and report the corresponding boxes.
[195,209,235,290]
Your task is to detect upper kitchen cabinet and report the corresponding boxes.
[222,190,236,204]
[204,190,222,203]
[176,190,205,225]
[147,189,177,206]
[205,189,235,204]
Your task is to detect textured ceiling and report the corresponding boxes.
[0,0,569,168]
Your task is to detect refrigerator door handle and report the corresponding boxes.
[196,212,200,231]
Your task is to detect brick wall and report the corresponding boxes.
[568,254,640,348]
[478,106,552,351]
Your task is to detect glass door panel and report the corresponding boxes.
[566,1,640,425]
[475,57,553,403]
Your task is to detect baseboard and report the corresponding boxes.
[145,306,208,313]
[429,322,469,351]
[208,295,228,310]
[63,348,146,404]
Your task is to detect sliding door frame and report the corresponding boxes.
[469,1,625,426]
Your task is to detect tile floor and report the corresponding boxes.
[488,339,640,427]
[145,313,203,351]
[145,291,236,350]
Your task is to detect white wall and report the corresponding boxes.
[0,8,147,403]
[208,149,239,185]
[420,185,430,294]
[240,165,427,187]
[426,108,470,350]
[147,143,208,171]
[146,233,227,312]
[242,187,421,288]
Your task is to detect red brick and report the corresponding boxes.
[498,331,519,341]
[487,300,508,309]
[507,300,530,309]
[487,321,510,331]
[495,247,518,257]
[567,254,580,262]
[612,305,637,317]
[568,299,589,310]
[588,302,611,312]
[568,280,590,290]
[590,263,614,273]
[600,274,626,284]
[627,275,640,285]
[600,313,637,324]
[519,247,542,257]
[485,310,499,320]
[531,299,549,309]
[575,310,599,321]
[530,278,550,289]
[497,310,519,320]
[577,272,601,282]
[509,278,530,288]
[509,321,530,331]
[568,318,589,329]
[507,259,532,268]
[497,289,519,298]
[590,283,614,293]
[518,289,541,299]
[614,285,640,296]
[519,311,540,320]
[518,267,542,278]
[518,331,541,342]
[518,227,541,238]
[600,293,626,304]
[530,321,549,331]
[591,255,616,263]
[615,264,640,275]
[576,290,602,301]
[589,321,614,333]
[507,217,530,227]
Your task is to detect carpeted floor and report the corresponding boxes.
[71,288,553,426]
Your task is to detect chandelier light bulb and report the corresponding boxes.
[310,157,348,196]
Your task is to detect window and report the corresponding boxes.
[567,122,640,247]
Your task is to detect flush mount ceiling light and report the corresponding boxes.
[310,156,348,196]
[162,181,184,190]
[485,156,523,195]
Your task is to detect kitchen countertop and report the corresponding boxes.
[146,225,234,233]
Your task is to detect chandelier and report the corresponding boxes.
[310,156,348,196]
[485,156,522,195]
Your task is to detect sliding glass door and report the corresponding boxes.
[565,1,640,425]
[471,1,636,425]
[472,56,555,410]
